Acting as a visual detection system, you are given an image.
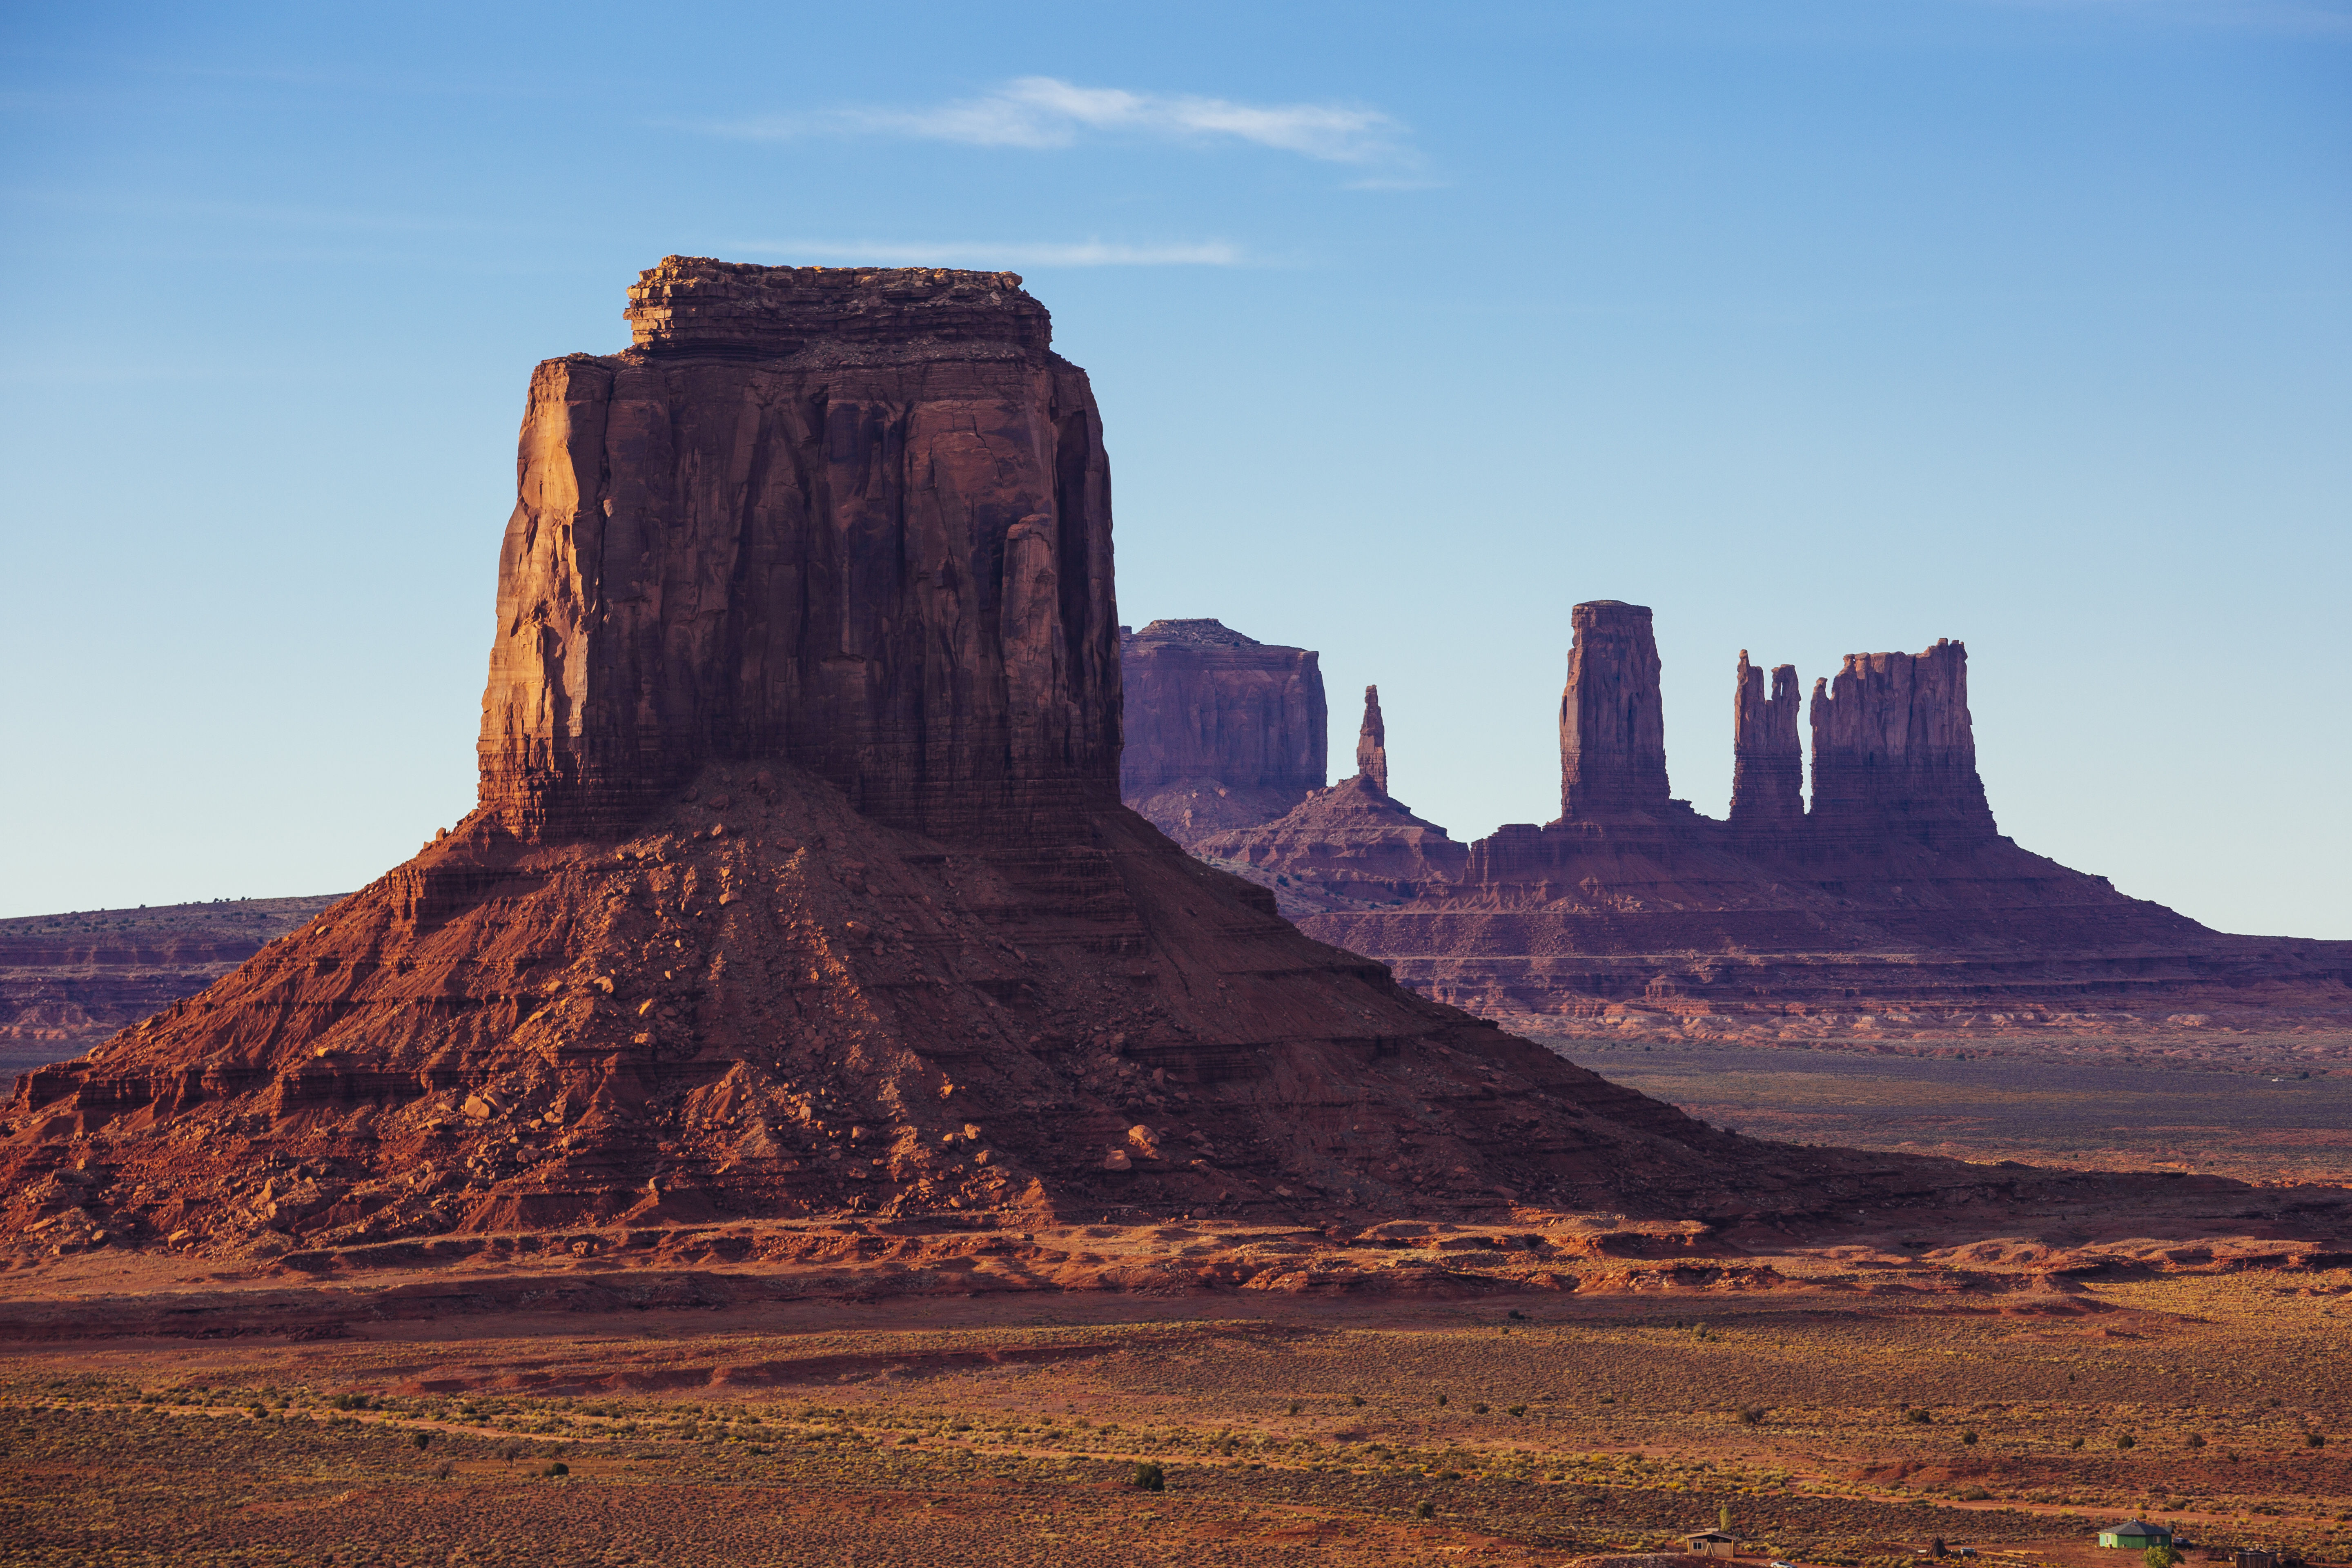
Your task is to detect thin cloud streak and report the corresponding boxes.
[728,238,1244,268]
[708,76,1410,165]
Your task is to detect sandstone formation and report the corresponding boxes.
[1190,602,2352,1031]
[479,257,1118,848]
[1559,601,1672,819]
[1728,651,1802,829]
[1355,684,1388,795]
[1807,640,1996,847]
[1117,618,1326,847]
[7,263,2000,1265]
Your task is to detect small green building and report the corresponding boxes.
[2097,1521,2174,1550]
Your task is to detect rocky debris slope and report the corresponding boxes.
[1118,618,1327,848]
[0,897,346,1065]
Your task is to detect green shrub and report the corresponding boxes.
[1131,1461,1164,1492]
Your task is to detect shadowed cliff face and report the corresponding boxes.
[478,258,1119,848]
[1116,619,1327,848]
[1559,601,1671,820]
[1808,640,1995,847]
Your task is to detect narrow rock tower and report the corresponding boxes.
[1355,685,1390,795]
[1559,601,1671,819]
[1729,651,1804,826]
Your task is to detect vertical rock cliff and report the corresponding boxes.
[1355,685,1389,796]
[1117,619,1327,846]
[479,257,1120,847]
[1729,652,1804,828]
[1807,639,1996,846]
[1559,601,1672,820]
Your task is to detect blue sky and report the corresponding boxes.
[3,0,2346,936]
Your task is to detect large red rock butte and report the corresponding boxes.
[1185,602,2352,1027]
[4,259,2068,1263]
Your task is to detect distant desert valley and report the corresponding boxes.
[4,261,2345,1568]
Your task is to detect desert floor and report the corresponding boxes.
[3,1261,2347,1568]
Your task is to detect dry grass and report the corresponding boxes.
[3,1270,2347,1566]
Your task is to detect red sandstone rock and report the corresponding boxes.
[1559,601,1672,820]
[1117,619,1326,847]
[1198,604,2352,1025]
[4,265,1909,1263]
[479,256,1118,846]
[0,898,345,1064]
[1808,639,1996,846]
[1355,685,1389,796]
[1729,651,1803,828]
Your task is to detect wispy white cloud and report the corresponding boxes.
[728,238,1244,268]
[706,76,1411,166]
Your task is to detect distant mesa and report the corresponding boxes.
[1131,601,2352,1030]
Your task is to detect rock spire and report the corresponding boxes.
[1729,651,1804,826]
[1355,685,1389,795]
[1559,601,1671,820]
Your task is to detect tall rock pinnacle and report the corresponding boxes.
[1559,601,1671,820]
[1356,685,1389,795]
[1729,651,1804,826]
[1808,639,1996,845]
[479,256,1119,847]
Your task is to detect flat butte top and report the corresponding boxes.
[624,256,1052,356]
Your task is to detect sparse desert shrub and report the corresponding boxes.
[432,1461,454,1479]
[1472,1403,1489,1415]
[542,1461,568,1477]
[1350,1394,1365,1407]
[1962,1430,1978,1446]
[1905,1408,1933,1424]
[2188,1433,2207,1449]
[1131,1461,1164,1492]
[2307,1432,2327,1448]
[1509,1404,1528,1418]
[1415,1500,1434,1519]
[1286,1401,1301,1416]
[501,1443,523,1463]
[410,1432,430,1450]
[1434,1393,1448,1408]
[2070,1437,2085,1450]
[2117,1433,2136,1450]
[1739,1407,1767,1425]
[1959,1486,1991,1501]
